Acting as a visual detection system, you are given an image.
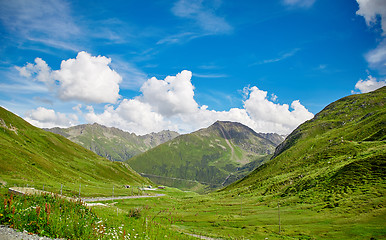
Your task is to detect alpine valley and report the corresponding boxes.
[0,87,385,239]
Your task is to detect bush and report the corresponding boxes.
[127,207,142,219]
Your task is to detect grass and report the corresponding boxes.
[70,186,385,240]
[1,184,385,239]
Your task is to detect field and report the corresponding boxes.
[4,185,382,239]
[107,187,385,239]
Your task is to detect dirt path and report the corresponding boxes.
[81,194,165,202]
[8,187,165,203]
[185,233,223,240]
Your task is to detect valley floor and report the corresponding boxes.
[1,186,385,239]
[89,187,386,239]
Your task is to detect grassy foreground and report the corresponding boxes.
[1,185,384,239]
[0,187,195,239]
[104,187,386,240]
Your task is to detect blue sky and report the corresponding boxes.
[0,0,385,135]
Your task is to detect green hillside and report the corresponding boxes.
[45,123,179,162]
[0,107,151,197]
[224,87,386,209]
[127,121,283,192]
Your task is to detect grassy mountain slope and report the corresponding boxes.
[224,87,385,210]
[127,121,283,192]
[0,107,151,197]
[45,124,179,162]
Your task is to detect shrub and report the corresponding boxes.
[127,207,142,219]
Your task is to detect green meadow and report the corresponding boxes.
[4,186,382,239]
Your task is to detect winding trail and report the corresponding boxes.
[8,187,165,203]
[81,194,165,202]
[185,233,223,240]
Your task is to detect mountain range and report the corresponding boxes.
[127,120,284,192]
[45,123,179,161]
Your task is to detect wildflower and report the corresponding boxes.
[36,206,41,217]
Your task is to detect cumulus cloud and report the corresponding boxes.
[24,107,78,128]
[82,71,313,135]
[243,87,314,133]
[171,0,232,34]
[140,70,198,116]
[15,58,52,84]
[16,51,123,104]
[53,51,122,103]
[19,68,313,135]
[83,100,176,135]
[354,75,386,93]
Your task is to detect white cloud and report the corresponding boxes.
[243,87,314,133]
[53,51,122,104]
[83,100,176,135]
[16,52,123,104]
[283,0,316,8]
[24,107,78,128]
[140,70,198,116]
[356,0,386,34]
[365,39,386,74]
[354,75,386,93]
[18,69,313,135]
[171,0,232,34]
[83,71,313,135]
[15,58,52,84]
[271,93,278,102]
[356,0,386,74]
